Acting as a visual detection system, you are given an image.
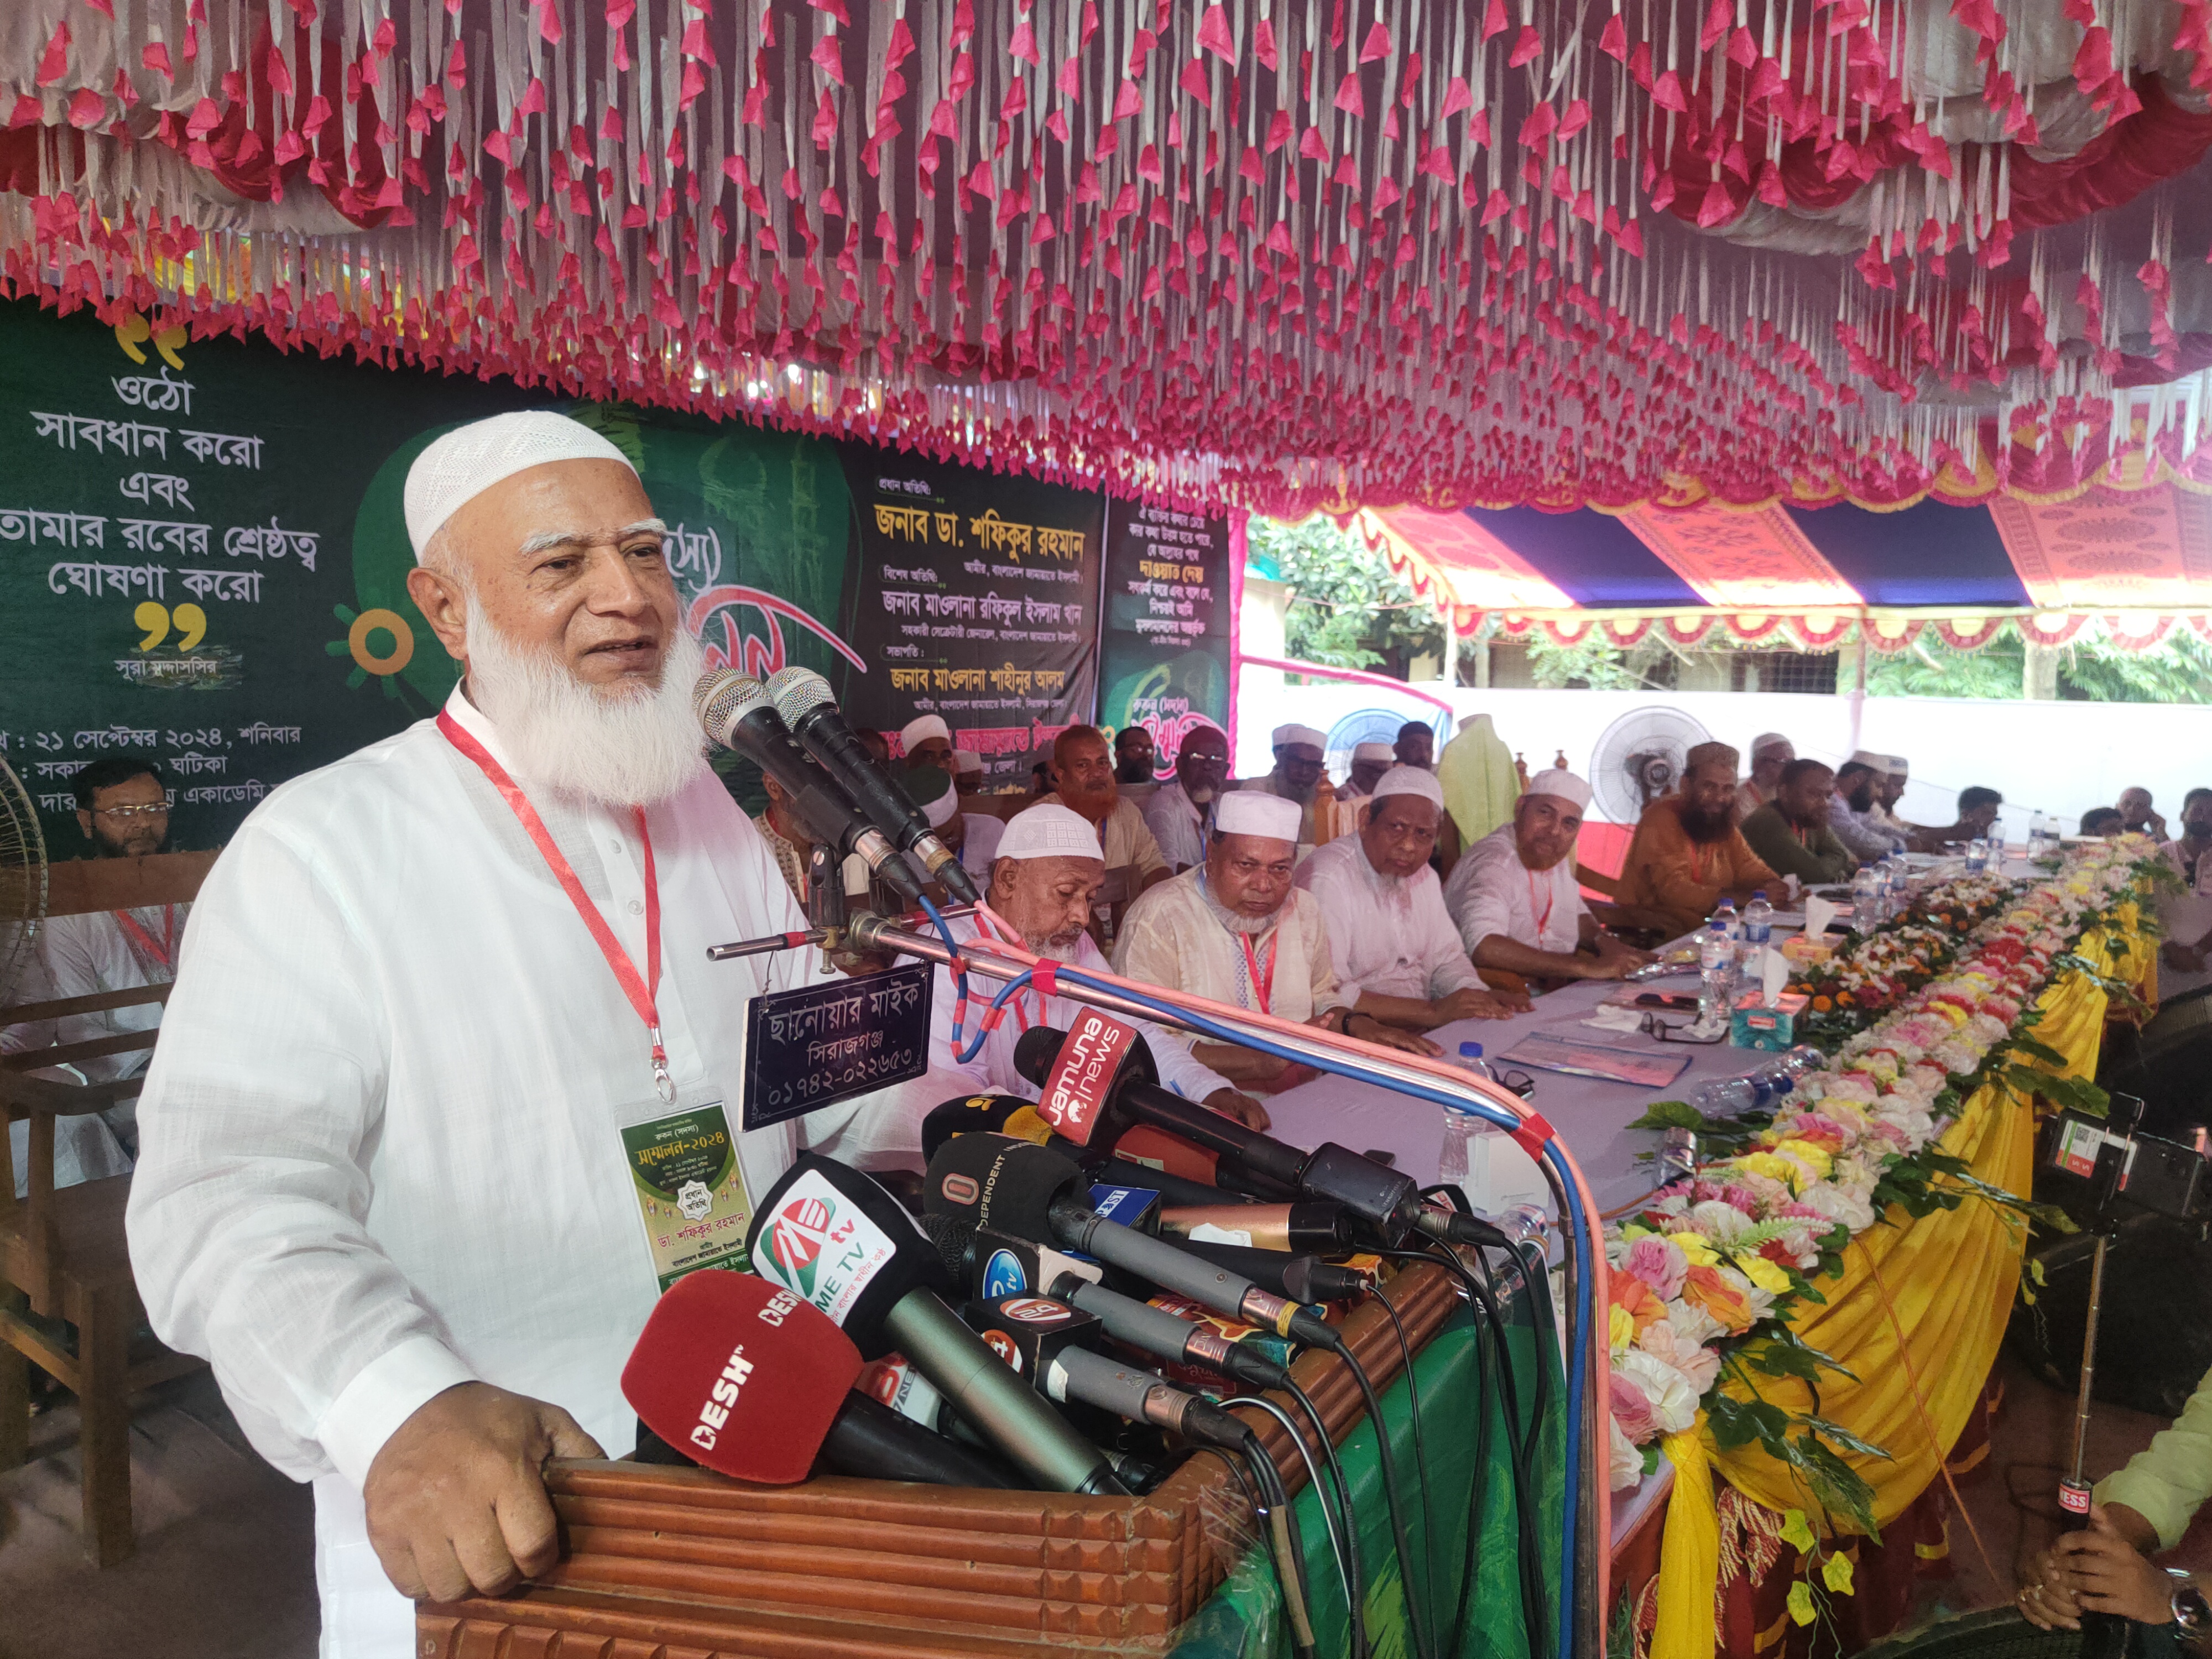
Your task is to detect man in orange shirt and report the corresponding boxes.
[1614,741,1782,938]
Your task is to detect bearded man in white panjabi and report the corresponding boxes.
[126,411,861,1659]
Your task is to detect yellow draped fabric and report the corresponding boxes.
[1651,914,2146,1659]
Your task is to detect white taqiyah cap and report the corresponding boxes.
[951,748,983,776]
[997,804,1104,862]
[404,410,638,561]
[1371,765,1446,806]
[1749,732,1792,761]
[1216,790,1302,842]
[1526,769,1593,810]
[1884,753,1910,776]
[901,714,951,750]
[1271,723,1327,751]
[1846,749,1887,772]
[1352,741,1395,763]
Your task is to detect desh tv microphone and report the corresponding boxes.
[744,1154,1130,1496]
[1012,1016,1426,1244]
[618,1267,1016,1489]
[693,670,927,903]
[923,1133,1339,1351]
[764,667,981,902]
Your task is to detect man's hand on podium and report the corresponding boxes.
[365,1380,605,1603]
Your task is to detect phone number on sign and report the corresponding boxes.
[757,1047,924,1112]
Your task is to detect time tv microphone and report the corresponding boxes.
[619,1268,1015,1488]
[923,1133,1338,1350]
[764,667,980,901]
[744,1153,1129,1495]
[1014,1015,1425,1243]
[693,670,926,902]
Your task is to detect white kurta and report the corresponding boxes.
[1110,868,1349,1036]
[1443,823,1590,957]
[38,902,188,1084]
[126,686,831,1659]
[1143,780,1211,872]
[2158,838,2212,998]
[1293,835,1486,1003]
[960,811,1004,875]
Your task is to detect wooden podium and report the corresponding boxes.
[420,1257,1464,1657]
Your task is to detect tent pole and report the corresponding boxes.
[1847,611,1869,754]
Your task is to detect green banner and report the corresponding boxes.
[0,298,1224,853]
[1098,496,1235,780]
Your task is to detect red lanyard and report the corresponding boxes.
[1240,931,1277,1015]
[1525,869,1554,940]
[113,905,177,973]
[1685,837,1712,885]
[439,711,672,1102]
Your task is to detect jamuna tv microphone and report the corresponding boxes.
[924,1134,1338,1349]
[764,667,981,901]
[1014,1017,1425,1243]
[694,671,926,902]
[620,1270,1018,1489]
[744,1154,1129,1495]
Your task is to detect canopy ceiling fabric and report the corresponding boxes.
[1363,472,2212,651]
[2,0,2210,517]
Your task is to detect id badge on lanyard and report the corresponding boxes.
[619,1093,759,1292]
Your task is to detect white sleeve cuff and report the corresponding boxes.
[315,1334,480,1488]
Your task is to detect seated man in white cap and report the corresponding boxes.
[1446,770,1655,985]
[927,804,1265,1127]
[1039,724,1169,891]
[1314,739,1398,842]
[1145,722,1230,874]
[1114,791,1436,1088]
[1295,768,1527,1029]
[951,747,987,799]
[899,713,955,770]
[124,411,848,1653]
[1234,724,1330,848]
[1736,733,1792,821]
[1829,755,1909,860]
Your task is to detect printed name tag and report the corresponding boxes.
[620,1098,756,1292]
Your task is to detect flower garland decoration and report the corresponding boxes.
[1603,838,2164,1537]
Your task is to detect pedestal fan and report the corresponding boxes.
[1586,707,1713,825]
[0,754,48,1006]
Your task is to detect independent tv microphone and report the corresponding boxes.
[693,670,925,902]
[744,1154,1129,1495]
[619,1269,1015,1488]
[1014,1017,1425,1243]
[924,1134,1338,1349]
[764,667,981,901]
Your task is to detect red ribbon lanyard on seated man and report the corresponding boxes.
[439,710,673,1102]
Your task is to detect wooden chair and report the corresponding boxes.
[1,983,203,1566]
[0,847,216,1566]
[1088,864,1137,952]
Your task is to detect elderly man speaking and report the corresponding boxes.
[1295,768,1526,1029]
[125,413,842,1657]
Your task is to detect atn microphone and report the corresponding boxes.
[1015,1017,1425,1243]
[925,1135,1337,1349]
[694,670,925,902]
[764,667,980,901]
[745,1154,1129,1495]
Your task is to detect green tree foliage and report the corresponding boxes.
[1523,635,1665,689]
[1248,516,1442,671]
[1859,624,2212,702]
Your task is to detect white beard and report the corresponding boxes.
[464,596,708,807]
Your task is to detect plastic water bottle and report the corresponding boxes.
[1689,1074,1762,1114]
[1713,898,1740,939]
[1850,863,1880,924]
[1697,922,1734,1029]
[1455,1041,1496,1082]
[1964,837,1989,874]
[1771,1045,1824,1083]
[1741,890,1773,977]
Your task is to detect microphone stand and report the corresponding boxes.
[703,905,1610,1658]
[2063,1125,2136,1659]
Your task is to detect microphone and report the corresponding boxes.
[924,1211,1291,1392]
[1044,1348,1256,1452]
[765,667,981,901]
[1159,1202,1354,1254]
[1013,1017,1425,1244]
[694,671,926,902]
[919,1093,1058,1163]
[619,1267,1016,1488]
[744,1154,1130,1495]
[1175,1239,1373,1305]
[925,1134,1337,1349]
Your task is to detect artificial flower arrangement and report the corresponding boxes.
[1783,870,2035,1043]
[1604,837,2163,1540]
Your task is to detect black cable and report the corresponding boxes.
[1384,1243,1550,1659]
[1373,1286,1440,1637]
[1284,1376,1369,1659]
[1319,1329,1436,1659]
[1241,1432,1319,1659]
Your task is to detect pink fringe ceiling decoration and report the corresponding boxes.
[2,0,2209,516]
